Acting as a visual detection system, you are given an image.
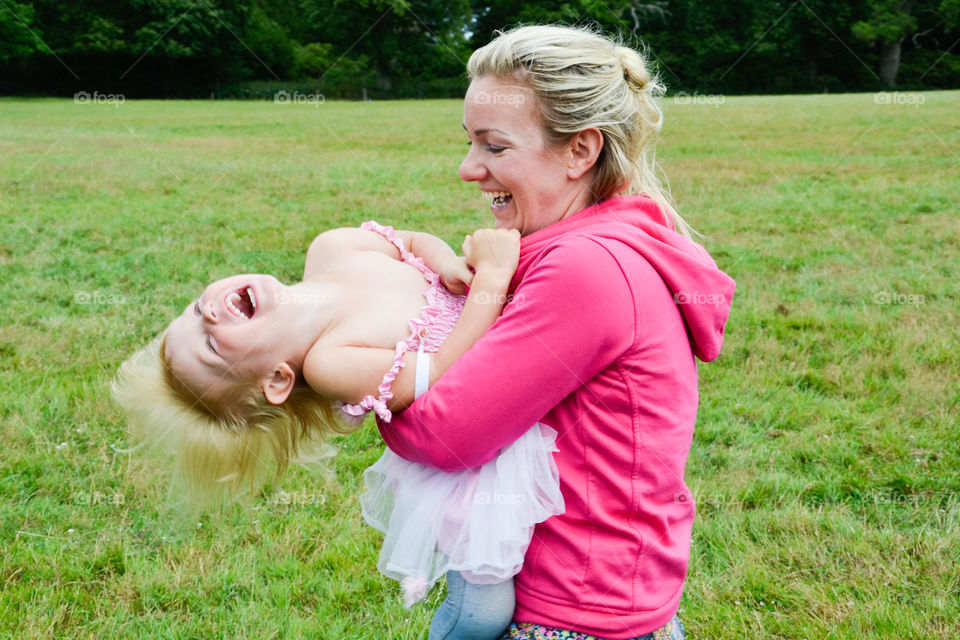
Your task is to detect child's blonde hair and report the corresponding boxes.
[467,24,693,239]
[112,334,355,502]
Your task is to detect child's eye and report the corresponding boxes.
[194,301,201,316]
[205,335,217,354]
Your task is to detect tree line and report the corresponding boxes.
[1,0,957,98]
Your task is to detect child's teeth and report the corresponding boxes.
[226,292,248,319]
[248,287,256,310]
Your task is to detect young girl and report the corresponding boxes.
[113,221,564,640]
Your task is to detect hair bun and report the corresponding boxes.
[617,46,650,91]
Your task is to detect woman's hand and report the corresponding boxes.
[463,228,521,283]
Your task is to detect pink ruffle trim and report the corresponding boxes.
[335,221,463,424]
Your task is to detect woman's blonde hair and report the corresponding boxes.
[112,334,355,502]
[467,24,694,239]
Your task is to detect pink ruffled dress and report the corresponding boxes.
[341,221,565,607]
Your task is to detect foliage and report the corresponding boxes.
[852,0,919,45]
[0,0,41,62]
[0,1,958,96]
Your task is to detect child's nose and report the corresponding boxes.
[202,300,218,323]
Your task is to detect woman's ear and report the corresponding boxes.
[566,128,604,180]
[261,362,296,405]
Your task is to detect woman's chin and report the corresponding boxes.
[492,206,518,231]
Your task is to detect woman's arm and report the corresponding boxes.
[380,236,636,471]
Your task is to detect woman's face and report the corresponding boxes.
[459,75,593,236]
[163,274,289,398]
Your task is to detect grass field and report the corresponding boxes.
[1,92,958,639]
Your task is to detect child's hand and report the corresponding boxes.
[437,255,474,295]
[463,228,521,281]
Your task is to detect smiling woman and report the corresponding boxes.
[379,24,735,640]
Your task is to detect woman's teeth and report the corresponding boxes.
[482,190,513,207]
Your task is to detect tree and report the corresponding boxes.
[853,0,918,85]
[0,1,41,63]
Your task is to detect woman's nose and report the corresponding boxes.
[458,146,485,182]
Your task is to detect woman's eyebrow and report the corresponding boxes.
[462,124,507,137]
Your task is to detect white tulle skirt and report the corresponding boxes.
[360,423,565,606]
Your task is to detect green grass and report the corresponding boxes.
[1,92,958,639]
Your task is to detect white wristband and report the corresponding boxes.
[415,345,431,399]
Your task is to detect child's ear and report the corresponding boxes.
[261,362,296,405]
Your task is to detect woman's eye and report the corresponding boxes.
[487,145,505,154]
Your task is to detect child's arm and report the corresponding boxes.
[393,229,474,295]
[302,229,520,412]
[305,226,472,294]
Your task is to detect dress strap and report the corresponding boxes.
[359,220,439,284]
[335,221,443,425]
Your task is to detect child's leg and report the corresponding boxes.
[428,571,515,640]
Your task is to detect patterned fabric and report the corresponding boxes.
[335,220,465,424]
[500,615,684,640]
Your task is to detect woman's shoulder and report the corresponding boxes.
[519,232,637,298]
[531,227,637,271]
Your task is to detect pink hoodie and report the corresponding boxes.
[380,195,735,637]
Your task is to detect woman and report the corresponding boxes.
[380,25,736,639]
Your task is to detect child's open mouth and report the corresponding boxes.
[226,286,257,319]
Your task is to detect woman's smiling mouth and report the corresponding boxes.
[482,189,513,210]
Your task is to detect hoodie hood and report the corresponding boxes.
[515,195,735,362]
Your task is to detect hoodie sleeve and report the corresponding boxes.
[379,235,635,472]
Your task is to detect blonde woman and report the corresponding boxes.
[381,25,736,640]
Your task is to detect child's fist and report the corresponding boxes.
[438,255,474,295]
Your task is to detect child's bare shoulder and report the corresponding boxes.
[305,227,399,272]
